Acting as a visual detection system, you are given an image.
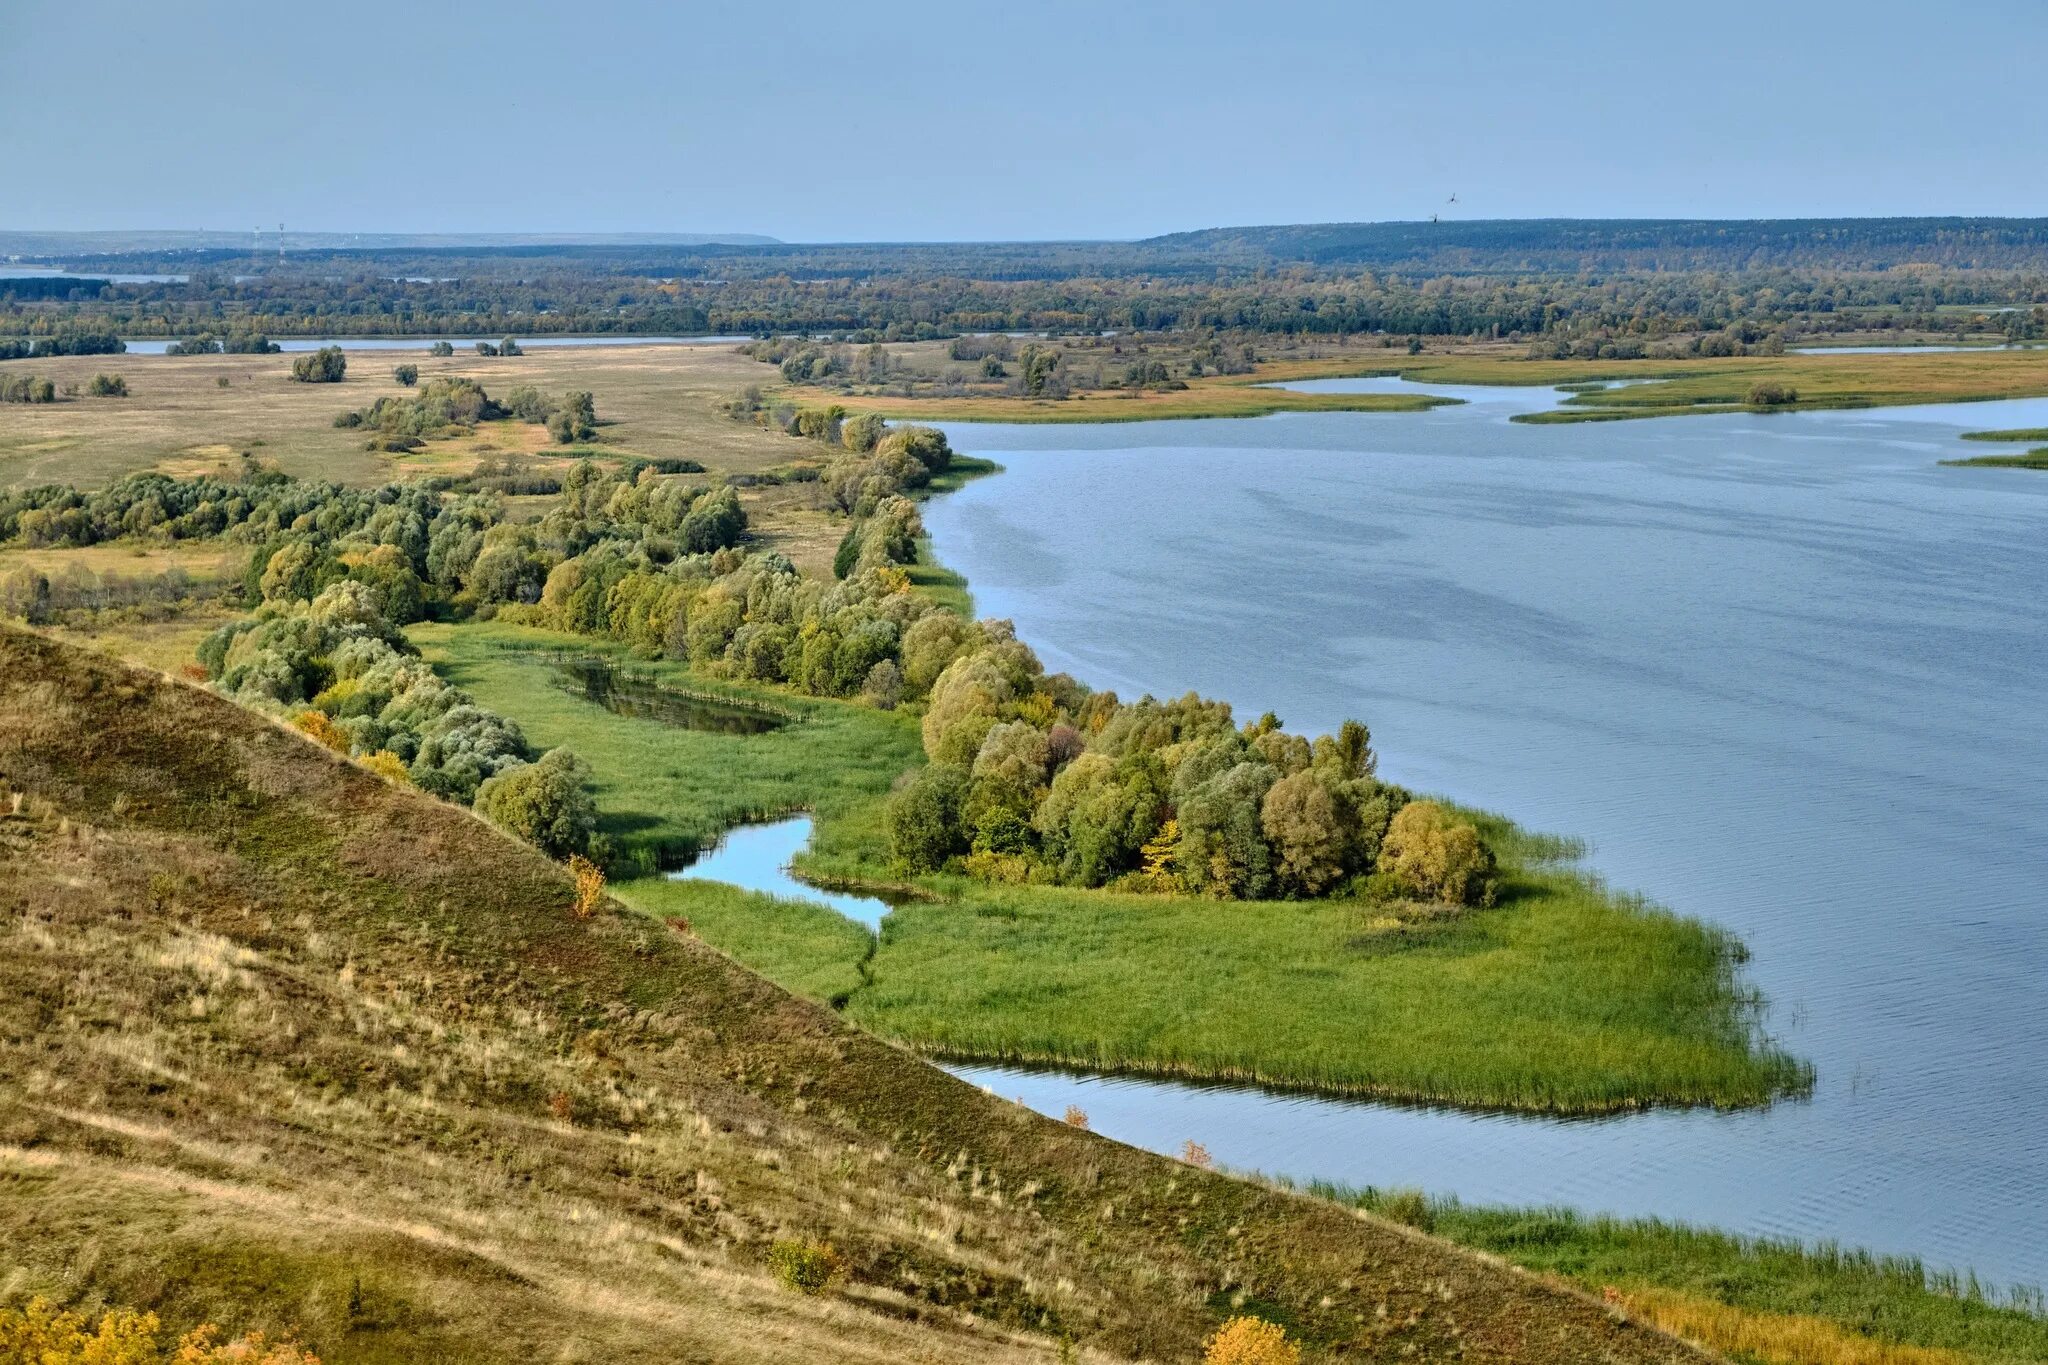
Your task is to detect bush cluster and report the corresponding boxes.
[887,633,1494,904]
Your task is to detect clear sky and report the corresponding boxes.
[7,0,2044,241]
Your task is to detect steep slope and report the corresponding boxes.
[0,626,1710,1364]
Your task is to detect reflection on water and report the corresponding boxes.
[551,654,787,734]
[669,814,895,930]
[921,388,2048,1288]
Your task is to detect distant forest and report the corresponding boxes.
[5,218,2047,342]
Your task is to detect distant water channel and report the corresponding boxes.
[908,377,2048,1290]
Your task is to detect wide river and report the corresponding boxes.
[908,377,2048,1292]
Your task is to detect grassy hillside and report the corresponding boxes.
[0,625,1718,1363]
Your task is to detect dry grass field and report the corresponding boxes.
[0,625,1717,1364]
[0,342,785,489]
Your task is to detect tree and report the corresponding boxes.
[1176,761,1277,898]
[428,340,455,356]
[1378,799,1494,905]
[841,411,886,452]
[289,345,346,383]
[393,363,419,386]
[547,389,596,443]
[86,372,127,397]
[887,763,970,872]
[475,748,597,857]
[1261,769,1353,896]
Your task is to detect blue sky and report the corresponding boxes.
[7,0,2044,240]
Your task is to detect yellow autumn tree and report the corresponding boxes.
[291,709,351,756]
[360,750,410,784]
[1139,816,1179,887]
[1204,1315,1300,1365]
[0,1298,320,1364]
[1378,800,1495,906]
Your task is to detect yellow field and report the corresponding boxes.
[0,342,787,488]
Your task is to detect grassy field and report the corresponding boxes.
[0,341,786,487]
[410,620,925,872]
[0,624,1725,1365]
[1308,1188,2048,1365]
[406,620,1807,1115]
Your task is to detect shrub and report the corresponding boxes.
[475,747,597,857]
[290,346,347,383]
[361,749,410,784]
[1747,381,1798,406]
[568,851,606,918]
[1378,800,1495,906]
[393,363,419,386]
[429,340,454,356]
[87,372,128,397]
[293,708,352,755]
[1203,1316,1300,1365]
[887,763,970,872]
[1062,1105,1089,1129]
[767,1238,844,1295]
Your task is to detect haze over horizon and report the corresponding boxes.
[8,0,2044,242]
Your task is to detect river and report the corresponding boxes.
[902,377,2048,1292]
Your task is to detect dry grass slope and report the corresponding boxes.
[0,626,1712,1363]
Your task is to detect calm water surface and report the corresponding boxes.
[915,379,2048,1290]
[671,815,894,930]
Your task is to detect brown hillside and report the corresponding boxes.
[0,626,1711,1364]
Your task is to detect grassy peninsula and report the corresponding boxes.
[414,620,1807,1115]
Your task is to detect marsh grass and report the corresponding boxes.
[1939,451,2048,470]
[1958,428,2048,442]
[1293,1186,2047,1365]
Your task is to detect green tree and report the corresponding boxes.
[393,363,419,386]
[289,345,347,383]
[474,748,597,857]
[887,763,970,872]
[1261,769,1354,897]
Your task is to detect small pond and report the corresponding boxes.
[551,655,788,735]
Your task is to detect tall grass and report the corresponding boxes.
[854,860,1808,1114]
[1303,1187,2048,1365]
